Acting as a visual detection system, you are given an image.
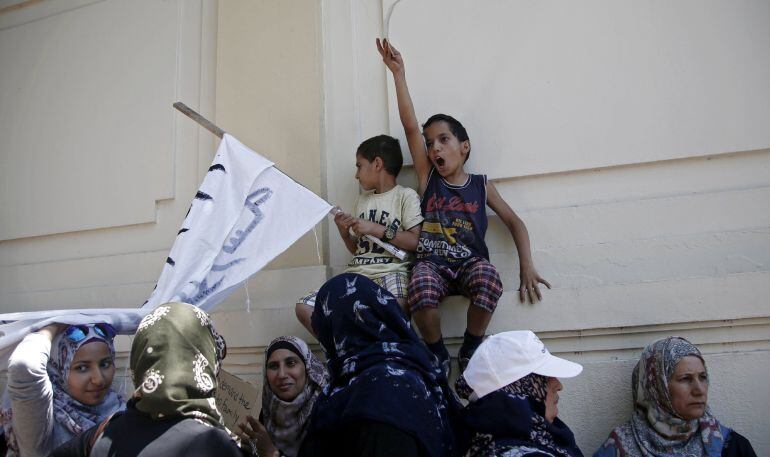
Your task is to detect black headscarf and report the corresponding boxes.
[458,374,583,457]
[307,273,459,457]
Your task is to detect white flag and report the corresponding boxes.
[143,134,333,311]
[0,134,330,367]
[0,308,144,369]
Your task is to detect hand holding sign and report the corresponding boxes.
[215,369,259,431]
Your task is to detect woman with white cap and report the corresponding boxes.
[457,330,584,457]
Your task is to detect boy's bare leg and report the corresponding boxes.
[458,304,493,373]
[457,258,502,371]
[294,303,316,338]
[466,305,492,337]
[397,298,411,319]
[412,307,442,343]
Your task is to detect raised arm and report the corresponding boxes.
[7,325,64,456]
[376,38,431,194]
[486,182,551,304]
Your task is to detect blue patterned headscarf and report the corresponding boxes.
[596,336,728,457]
[47,326,125,435]
[306,273,459,457]
[1,325,124,455]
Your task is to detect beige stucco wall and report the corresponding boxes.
[320,0,770,453]
[215,0,324,272]
[209,0,328,352]
[0,0,220,314]
[1,0,768,454]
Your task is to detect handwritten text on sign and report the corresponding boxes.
[215,369,260,430]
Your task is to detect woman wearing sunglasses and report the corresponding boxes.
[51,302,242,457]
[1,322,124,456]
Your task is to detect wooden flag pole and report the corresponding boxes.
[173,102,225,139]
[172,102,408,260]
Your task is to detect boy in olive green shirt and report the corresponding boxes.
[295,135,423,336]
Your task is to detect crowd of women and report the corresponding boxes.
[0,273,757,456]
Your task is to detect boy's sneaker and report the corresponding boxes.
[458,331,485,374]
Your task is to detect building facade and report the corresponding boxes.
[1,0,768,452]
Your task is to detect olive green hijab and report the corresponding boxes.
[130,302,227,428]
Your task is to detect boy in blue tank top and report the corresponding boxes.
[377,39,551,374]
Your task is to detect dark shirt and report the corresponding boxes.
[722,431,757,457]
[306,274,460,457]
[417,169,489,266]
[49,404,242,457]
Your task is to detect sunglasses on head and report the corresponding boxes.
[63,323,117,343]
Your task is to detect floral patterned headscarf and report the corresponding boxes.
[598,336,726,456]
[130,302,227,428]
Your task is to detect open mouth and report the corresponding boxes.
[435,156,445,167]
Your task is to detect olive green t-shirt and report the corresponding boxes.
[345,185,423,278]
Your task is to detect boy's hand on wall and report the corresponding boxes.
[519,266,551,304]
[376,38,405,76]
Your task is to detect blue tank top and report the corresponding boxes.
[417,168,489,266]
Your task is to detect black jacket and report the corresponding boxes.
[49,403,243,457]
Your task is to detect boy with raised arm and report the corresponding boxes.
[377,38,551,374]
[295,134,423,336]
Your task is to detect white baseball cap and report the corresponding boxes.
[464,330,583,399]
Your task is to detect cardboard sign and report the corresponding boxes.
[216,369,260,430]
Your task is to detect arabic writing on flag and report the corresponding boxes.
[0,133,332,366]
[143,133,333,311]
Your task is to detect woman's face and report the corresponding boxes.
[67,341,116,406]
[266,348,307,402]
[668,355,708,420]
[544,377,563,422]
